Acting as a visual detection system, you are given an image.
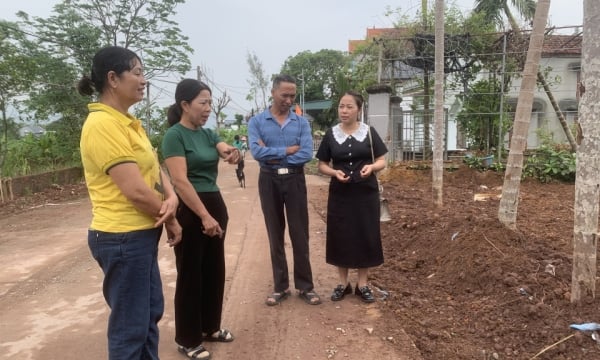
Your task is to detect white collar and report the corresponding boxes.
[332,122,368,144]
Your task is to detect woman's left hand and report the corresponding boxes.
[359,164,375,178]
[154,195,179,227]
[165,218,182,247]
[223,147,241,164]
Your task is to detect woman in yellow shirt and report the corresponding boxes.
[78,45,181,360]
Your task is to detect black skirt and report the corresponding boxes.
[325,177,384,268]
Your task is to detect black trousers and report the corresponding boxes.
[173,192,228,348]
[258,171,314,293]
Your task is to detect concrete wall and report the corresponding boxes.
[0,167,83,203]
[366,85,392,159]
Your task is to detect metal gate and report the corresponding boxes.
[390,109,448,162]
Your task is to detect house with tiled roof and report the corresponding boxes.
[349,27,582,154]
[506,32,582,148]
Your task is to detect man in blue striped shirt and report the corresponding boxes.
[248,74,321,306]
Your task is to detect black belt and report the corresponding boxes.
[260,166,304,175]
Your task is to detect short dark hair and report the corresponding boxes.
[167,79,212,126]
[77,46,141,96]
[272,74,296,89]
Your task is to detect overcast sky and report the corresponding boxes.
[1,0,584,123]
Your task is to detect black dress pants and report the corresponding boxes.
[258,171,314,293]
[173,192,228,348]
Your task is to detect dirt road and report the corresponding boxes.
[0,157,421,360]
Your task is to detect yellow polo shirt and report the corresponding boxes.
[80,103,161,232]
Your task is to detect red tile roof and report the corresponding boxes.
[348,27,408,53]
[542,34,582,56]
[349,27,582,58]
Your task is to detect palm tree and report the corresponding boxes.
[475,0,536,31]
[497,0,550,229]
[474,0,578,152]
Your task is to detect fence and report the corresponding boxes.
[0,167,83,203]
[389,110,449,162]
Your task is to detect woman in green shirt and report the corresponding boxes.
[161,79,241,360]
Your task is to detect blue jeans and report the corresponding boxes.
[88,227,164,360]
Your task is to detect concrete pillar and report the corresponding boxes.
[366,85,392,161]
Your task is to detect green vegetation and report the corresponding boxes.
[3,133,80,177]
[523,145,576,183]
[1,0,192,178]
[463,145,575,183]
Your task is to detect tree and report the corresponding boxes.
[456,78,511,150]
[8,0,192,172]
[280,49,348,128]
[280,49,347,102]
[474,0,578,152]
[0,21,38,174]
[571,0,600,302]
[246,51,269,113]
[212,91,231,131]
[498,0,550,229]
[432,0,445,207]
[351,5,495,158]
[234,114,244,127]
[319,69,355,130]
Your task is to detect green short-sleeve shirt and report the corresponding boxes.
[162,123,221,192]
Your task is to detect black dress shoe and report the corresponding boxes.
[331,283,352,301]
[355,285,376,303]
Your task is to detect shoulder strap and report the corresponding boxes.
[368,126,375,164]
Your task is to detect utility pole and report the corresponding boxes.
[301,69,305,115]
[146,82,151,133]
[197,65,202,81]
[498,33,507,161]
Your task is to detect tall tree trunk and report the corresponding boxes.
[498,0,550,229]
[504,2,576,151]
[432,0,445,207]
[571,0,600,302]
[537,72,578,151]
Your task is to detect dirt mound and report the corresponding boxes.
[312,163,600,359]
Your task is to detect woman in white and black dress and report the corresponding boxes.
[315,91,387,303]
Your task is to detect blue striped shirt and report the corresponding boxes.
[248,108,313,168]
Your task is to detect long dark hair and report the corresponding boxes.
[77,46,141,96]
[167,79,212,127]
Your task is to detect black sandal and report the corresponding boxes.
[299,289,322,305]
[355,285,376,303]
[204,329,234,342]
[265,290,291,306]
[331,283,352,301]
[178,344,211,359]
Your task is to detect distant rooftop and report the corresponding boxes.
[348,27,582,57]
